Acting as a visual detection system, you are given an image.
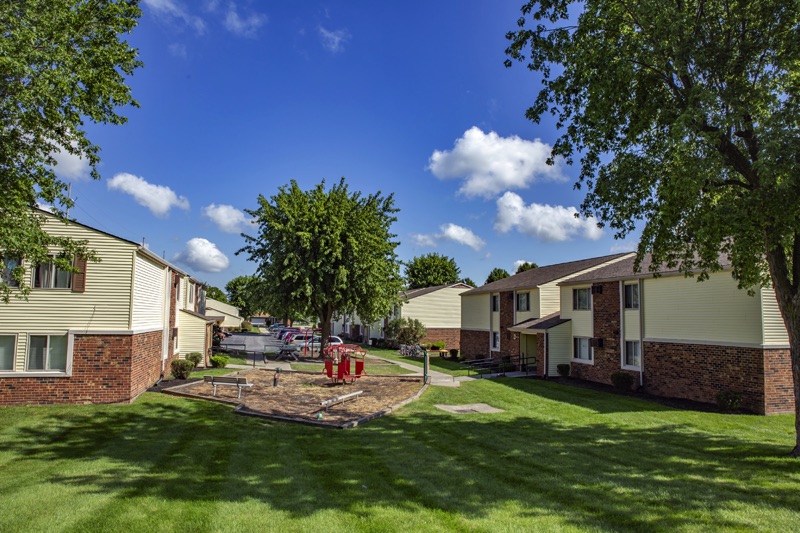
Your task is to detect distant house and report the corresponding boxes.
[205,298,243,329]
[553,254,792,414]
[0,211,212,406]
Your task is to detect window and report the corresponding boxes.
[34,258,71,289]
[492,331,500,350]
[625,341,641,367]
[188,283,194,304]
[27,334,68,371]
[175,278,181,302]
[624,283,639,309]
[2,257,20,288]
[573,337,592,361]
[492,294,499,312]
[0,335,15,370]
[516,292,529,312]
[572,288,591,310]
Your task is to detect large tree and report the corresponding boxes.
[405,253,461,289]
[506,0,800,455]
[0,0,142,302]
[486,267,510,284]
[225,275,265,320]
[239,178,403,351]
[204,285,227,303]
[516,261,539,274]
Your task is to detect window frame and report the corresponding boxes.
[624,340,641,369]
[572,336,593,362]
[33,257,72,289]
[188,283,194,304]
[25,333,71,373]
[572,288,591,310]
[1,256,21,288]
[0,333,17,371]
[491,331,500,351]
[516,291,530,312]
[491,294,499,312]
[624,283,639,310]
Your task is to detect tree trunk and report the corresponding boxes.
[319,304,334,358]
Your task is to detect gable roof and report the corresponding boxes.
[559,253,733,286]
[401,283,472,300]
[461,253,632,295]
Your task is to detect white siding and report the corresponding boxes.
[761,287,789,346]
[177,311,207,356]
[514,289,537,323]
[538,282,561,316]
[131,253,167,331]
[547,321,572,376]
[643,272,762,345]
[205,298,243,328]
[461,294,490,330]
[623,309,640,341]
[560,285,593,337]
[402,286,470,328]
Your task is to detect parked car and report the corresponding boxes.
[298,336,343,354]
[277,328,300,340]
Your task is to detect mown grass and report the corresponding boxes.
[365,345,471,377]
[1,379,798,532]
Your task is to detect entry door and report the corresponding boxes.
[522,334,538,370]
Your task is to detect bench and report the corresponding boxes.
[203,375,253,398]
[319,390,364,411]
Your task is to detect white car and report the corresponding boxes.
[295,336,344,354]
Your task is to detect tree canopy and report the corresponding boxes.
[516,261,538,274]
[486,268,510,285]
[461,277,477,288]
[506,0,800,455]
[225,275,264,319]
[0,0,142,302]
[204,285,227,303]
[239,178,403,349]
[405,253,461,289]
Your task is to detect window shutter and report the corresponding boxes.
[72,257,87,293]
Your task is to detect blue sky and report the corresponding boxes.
[57,0,636,291]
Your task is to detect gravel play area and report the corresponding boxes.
[163,369,427,427]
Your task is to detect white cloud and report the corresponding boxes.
[202,203,255,233]
[494,192,603,242]
[610,241,637,253]
[51,143,90,181]
[224,4,267,37]
[168,43,187,58]
[428,127,566,199]
[172,238,229,273]
[319,26,351,52]
[410,223,485,252]
[107,173,190,217]
[142,0,205,34]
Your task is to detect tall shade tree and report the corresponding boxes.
[239,178,403,351]
[461,277,477,288]
[506,0,800,455]
[486,268,510,285]
[204,285,227,303]
[225,275,264,320]
[516,261,539,274]
[0,0,142,302]
[405,253,461,289]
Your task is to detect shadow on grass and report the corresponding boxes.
[3,380,799,531]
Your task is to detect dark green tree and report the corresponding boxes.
[225,275,264,319]
[405,253,461,289]
[516,261,539,274]
[461,277,477,288]
[485,268,510,284]
[239,178,403,351]
[204,285,227,303]
[0,0,142,302]
[385,317,427,346]
[506,0,800,455]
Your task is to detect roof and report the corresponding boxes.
[401,283,472,301]
[181,308,221,323]
[558,253,733,286]
[508,312,570,333]
[461,253,632,295]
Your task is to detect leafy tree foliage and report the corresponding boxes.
[225,275,264,319]
[516,261,538,274]
[239,178,403,350]
[204,285,227,303]
[461,277,477,288]
[385,317,427,346]
[506,0,800,455]
[486,268,510,285]
[405,253,461,289]
[0,0,142,302]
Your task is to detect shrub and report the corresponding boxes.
[385,317,427,345]
[210,355,229,368]
[556,364,570,377]
[449,348,459,358]
[185,352,203,368]
[241,321,253,331]
[430,341,446,351]
[170,359,194,379]
[610,371,634,391]
[716,390,742,412]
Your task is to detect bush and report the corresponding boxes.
[241,321,253,331]
[430,341,446,351]
[170,359,194,379]
[185,352,203,368]
[210,355,229,368]
[385,317,427,345]
[610,371,634,391]
[449,348,459,359]
[716,390,742,412]
[556,364,570,377]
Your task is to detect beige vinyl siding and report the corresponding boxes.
[547,321,572,376]
[538,281,561,316]
[760,287,789,345]
[402,287,469,328]
[514,289,537,323]
[623,309,640,341]
[205,299,242,328]
[643,272,762,345]
[461,293,490,330]
[131,253,167,331]
[561,285,593,337]
[177,311,207,356]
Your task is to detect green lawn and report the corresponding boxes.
[364,345,471,376]
[1,379,798,532]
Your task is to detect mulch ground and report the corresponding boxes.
[158,369,426,426]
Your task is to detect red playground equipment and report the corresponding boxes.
[323,344,366,384]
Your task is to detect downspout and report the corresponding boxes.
[639,278,644,388]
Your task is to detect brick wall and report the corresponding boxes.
[130,330,166,401]
[499,291,519,359]
[421,328,461,350]
[763,348,793,415]
[460,329,490,360]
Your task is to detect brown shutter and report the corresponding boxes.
[72,257,87,293]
